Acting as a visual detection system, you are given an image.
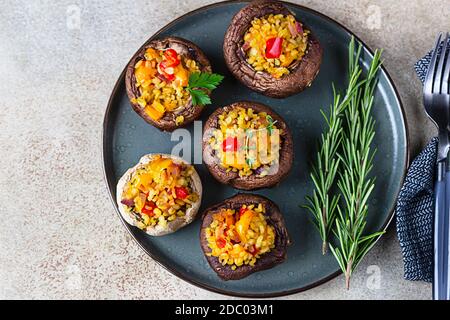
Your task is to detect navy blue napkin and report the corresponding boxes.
[396,39,449,282]
[396,138,436,282]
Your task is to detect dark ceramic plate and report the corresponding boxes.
[103,0,408,297]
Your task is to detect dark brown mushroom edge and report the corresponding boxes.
[223,0,323,98]
[200,193,291,280]
[203,101,293,190]
[125,37,212,131]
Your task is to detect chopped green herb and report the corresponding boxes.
[266,115,277,135]
[186,72,224,106]
[245,157,255,167]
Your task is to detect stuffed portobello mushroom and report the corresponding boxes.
[125,37,213,131]
[203,101,293,190]
[117,154,202,236]
[200,193,290,280]
[223,0,323,98]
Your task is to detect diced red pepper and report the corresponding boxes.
[295,21,303,35]
[242,41,251,51]
[141,201,156,216]
[222,136,238,152]
[265,37,283,59]
[249,244,259,255]
[160,61,175,74]
[161,72,175,81]
[158,61,175,81]
[156,72,173,83]
[164,48,178,59]
[175,186,189,199]
[238,207,247,218]
[163,49,180,67]
[216,238,227,248]
[121,198,135,207]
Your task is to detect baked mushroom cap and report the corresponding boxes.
[223,0,323,98]
[125,37,212,131]
[200,193,291,280]
[116,153,202,236]
[202,101,293,190]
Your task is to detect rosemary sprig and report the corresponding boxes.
[329,45,384,290]
[303,38,363,255]
[304,37,385,289]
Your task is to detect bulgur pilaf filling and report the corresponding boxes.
[208,107,281,177]
[205,204,276,269]
[120,155,199,231]
[132,47,200,123]
[243,14,309,78]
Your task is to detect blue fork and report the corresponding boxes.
[423,33,450,300]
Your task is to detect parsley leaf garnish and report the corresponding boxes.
[189,89,211,106]
[186,72,224,106]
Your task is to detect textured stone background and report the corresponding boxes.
[0,0,447,300]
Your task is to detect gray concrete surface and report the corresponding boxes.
[0,0,446,299]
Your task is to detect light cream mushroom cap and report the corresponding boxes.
[116,153,202,236]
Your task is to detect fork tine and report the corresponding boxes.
[425,33,442,94]
[442,33,450,94]
[434,33,447,94]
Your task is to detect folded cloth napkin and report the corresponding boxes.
[396,39,449,282]
[396,138,436,282]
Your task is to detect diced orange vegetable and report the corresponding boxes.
[134,193,147,212]
[164,100,178,111]
[225,215,235,227]
[137,173,153,190]
[174,65,189,87]
[135,64,156,84]
[235,210,255,242]
[152,100,165,113]
[145,48,160,60]
[281,53,295,67]
[149,157,173,172]
[216,238,226,248]
[145,106,163,120]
